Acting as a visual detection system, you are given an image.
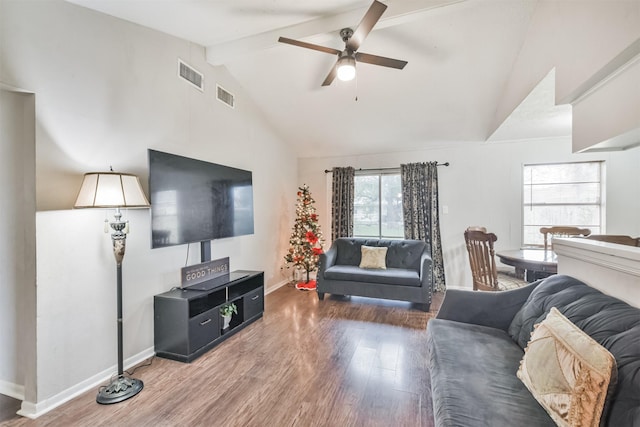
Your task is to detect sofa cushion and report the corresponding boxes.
[359,245,387,269]
[323,265,421,287]
[508,275,640,426]
[427,319,555,427]
[333,238,426,271]
[385,239,426,270]
[517,307,617,427]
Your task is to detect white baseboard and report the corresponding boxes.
[0,380,25,400]
[265,278,290,295]
[17,347,155,419]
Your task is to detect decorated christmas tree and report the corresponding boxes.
[284,184,324,289]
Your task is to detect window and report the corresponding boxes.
[523,162,603,246]
[354,171,404,238]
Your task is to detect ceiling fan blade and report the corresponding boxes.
[355,52,407,69]
[278,37,341,56]
[346,0,387,51]
[321,63,338,86]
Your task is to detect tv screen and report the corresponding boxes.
[148,149,254,249]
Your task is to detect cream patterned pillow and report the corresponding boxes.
[359,246,387,269]
[517,307,617,427]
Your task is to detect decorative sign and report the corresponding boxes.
[181,257,229,288]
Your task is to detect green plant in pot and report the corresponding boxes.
[220,302,237,330]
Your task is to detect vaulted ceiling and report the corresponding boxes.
[66,0,577,157]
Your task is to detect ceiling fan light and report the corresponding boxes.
[337,56,356,81]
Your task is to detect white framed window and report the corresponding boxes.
[523,161,603,246]
[354,171,404,239]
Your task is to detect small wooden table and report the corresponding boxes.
[496,249,558,282]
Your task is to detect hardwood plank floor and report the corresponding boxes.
[0,396,20,424]
[1,284,442,427]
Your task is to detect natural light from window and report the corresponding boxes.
[354,172,404,239]
[523,161,603,246]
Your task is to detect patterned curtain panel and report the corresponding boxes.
[331,167,355,241]
[401,162,446,292]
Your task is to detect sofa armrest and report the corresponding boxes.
[419,252,433,290]
[436,281,541,331]
[318,245,337,277]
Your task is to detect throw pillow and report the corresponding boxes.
[517,307,617,427]
[359,246,387,269]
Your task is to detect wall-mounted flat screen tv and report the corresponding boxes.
[148,149,254,249]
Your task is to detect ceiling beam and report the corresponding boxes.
[205,0,467,66]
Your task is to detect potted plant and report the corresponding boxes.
[220,302,237,331]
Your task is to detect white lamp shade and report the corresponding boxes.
[337,56,356,81]
[74,172,150,208]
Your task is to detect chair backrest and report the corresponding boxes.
[464,228,499,291]
[585,234,640,247]
[539,226,591,251]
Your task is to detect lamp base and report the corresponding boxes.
[96,375,143,405]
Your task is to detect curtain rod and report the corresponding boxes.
[324,162,449,173]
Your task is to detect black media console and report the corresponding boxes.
[154,270,264,362]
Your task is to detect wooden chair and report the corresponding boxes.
[465,226,521,278]
[464,229,528,291]
[585,235,640,247]
[540,226,591,251]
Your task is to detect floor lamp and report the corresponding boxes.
[74,170,150,404]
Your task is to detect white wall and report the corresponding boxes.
[0,89,37,402]
[1,0,296,416]
[491,0,639,136]
[554,238,640,309]
[299,139,640,288]
[572,58,640,152]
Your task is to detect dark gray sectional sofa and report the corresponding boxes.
[427,274,640,427]
[316,237,433,310]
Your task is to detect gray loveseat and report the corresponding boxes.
[427,274,640,426]
[316,237,433,310]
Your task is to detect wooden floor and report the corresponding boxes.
[0,396,20,425]
[1,284,442,427]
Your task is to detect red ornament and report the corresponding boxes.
[306,231,318,244]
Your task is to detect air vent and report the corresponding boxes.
[216,84,235,109]
[178,59,203,91]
